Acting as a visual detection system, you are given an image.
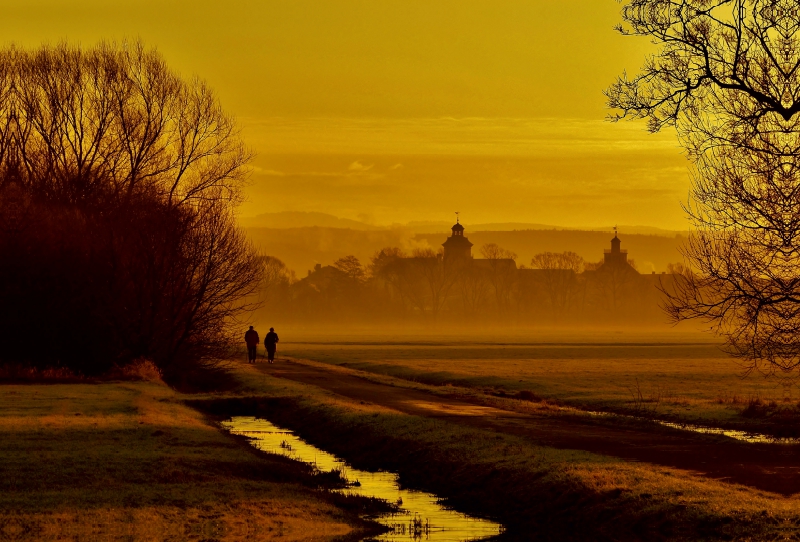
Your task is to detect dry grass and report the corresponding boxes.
[279,330,800,429]
[0,378,365,541]
[222,362,800,540]
[2,503,351,541]
[105,358,163,382]
[0,364,84,382]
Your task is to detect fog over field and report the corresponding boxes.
[8,2,800,540]
[245,218,685,277]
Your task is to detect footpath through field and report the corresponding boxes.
[259,358,800,496]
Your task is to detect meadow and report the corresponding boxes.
[277,327,797,431]
[0,368,382,541]
[211,358,800,541]
[7,327,800,541]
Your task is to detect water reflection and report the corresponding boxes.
[585,410,800,444]
[655,420,800,444]
[222,417,502,542]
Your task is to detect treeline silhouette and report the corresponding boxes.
[0,42,260,383]
[254,246,674,326]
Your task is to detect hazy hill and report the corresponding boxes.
[240,212,382,230]
[403,221,686,237]
[246,226,684,276]
[241,212,686,237]
[246,227,429,276]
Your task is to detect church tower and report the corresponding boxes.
[603,230,628,266]
[442,217,473,261]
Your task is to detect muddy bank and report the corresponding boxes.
[189,396,779,542]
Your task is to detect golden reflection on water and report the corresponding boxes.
[585,410,800,444]
[221,417,502,541]
[655,420,800,444]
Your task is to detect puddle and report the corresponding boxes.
[585,410,800,444]
[222,416,502,541]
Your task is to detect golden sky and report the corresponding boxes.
[1,0,688,229]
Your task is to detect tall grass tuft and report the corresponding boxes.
[0,364,83,382]
[107,358,163,383]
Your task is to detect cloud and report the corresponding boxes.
[242,116,680,157]
[348,160,374,172]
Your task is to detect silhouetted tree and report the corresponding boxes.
[457,264,491,316]
[261,256,296,291]
[0,41,260,376]
[607,1,800,374]
[333,255,366,283]
[249,256,294,321]
[480,243,518,316]
[587,258,642,319]
[371,247,420,315]
[530,251,584,320]
[409,248,461,320]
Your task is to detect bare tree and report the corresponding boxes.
[333,255,366,283]
[530,251,584,320]
[248,255,295,316]
[457,264,491,316]
[371,247,419,314]
[607,1,800,375]
[261,256,295,290]
[0,41,260,375]
[410,248,462,320]
[587,257,642,319]
[480,243,518,316]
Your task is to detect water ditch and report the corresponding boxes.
[221,416,503,541]
[584,410,800,444]
[655,419,800,444]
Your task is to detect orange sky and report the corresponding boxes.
[1,1,688,229]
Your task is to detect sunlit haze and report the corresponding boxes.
[0,0,687,229]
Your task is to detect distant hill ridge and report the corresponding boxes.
[239,211,383,230]
[239,212,687,237]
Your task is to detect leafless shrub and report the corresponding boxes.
[107,359,163,382]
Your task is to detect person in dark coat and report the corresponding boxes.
[244,326,259,363]
[264,327,279,363]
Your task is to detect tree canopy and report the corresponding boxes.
[0,41,260,382]
[608,1,800,375]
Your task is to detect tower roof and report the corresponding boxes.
[442,235,473,249]
[452,222,464,232]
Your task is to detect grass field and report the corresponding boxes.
[209,360,800,541]
[276,327,798,430]
[9,325,800,541]
[0,374,380,541]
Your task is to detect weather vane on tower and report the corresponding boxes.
[455,211,460,224]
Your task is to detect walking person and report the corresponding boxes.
[264,327,279,364]
[244,326,260,363]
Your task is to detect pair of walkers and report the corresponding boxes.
[244,326,279,363]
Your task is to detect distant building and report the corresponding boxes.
[603,232,628,267]
[288,220,679,323]
[442,219,473,261]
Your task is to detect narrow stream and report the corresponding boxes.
[655,420,800,444]
[585,410,800,444]
[222,416,503,541]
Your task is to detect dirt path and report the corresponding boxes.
[258,358,800,496]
